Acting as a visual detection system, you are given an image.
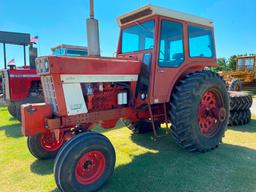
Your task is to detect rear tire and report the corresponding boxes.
[229,79,242,91]
[7,103,16,117]
[27,131,64,160]
[170,71,229,152]
[14,95,44,121]
[54,132,115,192]
[229,91,253,111]
[229,109,251,126]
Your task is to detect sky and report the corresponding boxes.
[0,0,256,67]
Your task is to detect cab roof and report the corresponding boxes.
[117,5,213,27]
[237,55,256,59]
[51,44,88,51]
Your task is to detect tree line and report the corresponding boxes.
[213,53,256,72]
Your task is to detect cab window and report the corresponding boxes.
[188,26,214,58]
[158,20,184,67]
[121,20,155,53]
[237,57,255,71]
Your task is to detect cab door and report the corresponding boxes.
[152,18,187,104]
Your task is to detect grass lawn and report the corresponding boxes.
[0,105,256,192]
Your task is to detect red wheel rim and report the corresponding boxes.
[75,150,106,185]
[40,131,64,151]
[198,90,224,136]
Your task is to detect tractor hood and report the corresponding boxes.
[36,56,141,76]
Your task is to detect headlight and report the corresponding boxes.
[36,57,49,74]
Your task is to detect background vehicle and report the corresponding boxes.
[51,44,88,56]
[21,3,229,192]
[1,31,42,120]
[219,55,256,91]
[1,35,88,120]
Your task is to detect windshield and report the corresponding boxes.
[121,20,155,53]
[237,58,255,71]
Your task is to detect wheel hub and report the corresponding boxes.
[75,150,106,185]
[198,91,226,136]
[40,131,64,151]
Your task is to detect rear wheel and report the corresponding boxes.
[170,71,229,152]
[13,95,44,121]
[229,91,253,111]
[7,103,16,117]
[27,131,64,160]
[229,79,242,91]
[229,109,251,126]
[54,132,115,192]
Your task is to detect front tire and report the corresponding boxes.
[170,71,229,152]
[54,132,116,192]
[27,131,64,160]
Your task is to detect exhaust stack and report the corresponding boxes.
[87,0,100,56]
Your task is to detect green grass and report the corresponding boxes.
[0,106,256,192]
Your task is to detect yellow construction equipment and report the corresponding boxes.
[219,55,256,91]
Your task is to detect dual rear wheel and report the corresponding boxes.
[170,71,229,152]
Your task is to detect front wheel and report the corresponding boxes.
[54,132,116,192]
[170,71,229,152]
[27,131,64,160]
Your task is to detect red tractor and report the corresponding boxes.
[1,36,88,120]
[21,3,229,192]
[1,31,43,120]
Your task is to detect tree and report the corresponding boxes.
[228,55,237,71]
[213,57,228,71]
[217,58,227,67]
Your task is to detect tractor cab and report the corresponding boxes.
[237,56,256,71]
[51,44,88,57]
[116,5,217,103]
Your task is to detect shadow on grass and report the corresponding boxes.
[95,120,125,133]
[0,122,22,138]
[228,119,256,133]
[34,128,256,192]
[30,159,54,175]
[102,130,256,192]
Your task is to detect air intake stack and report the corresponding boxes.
[87,0,100,56]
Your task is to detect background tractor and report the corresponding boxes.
[1,35,88,120]
[1,31,42,120]
[219,55,256,91]
[21,2,229,192]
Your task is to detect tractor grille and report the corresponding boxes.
[41,76,58,114]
